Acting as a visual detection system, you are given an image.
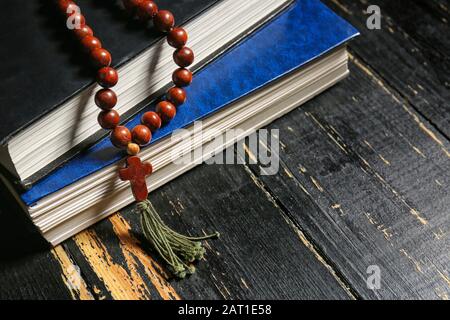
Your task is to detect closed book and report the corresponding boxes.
[0,0,291,189]
[4,0,358,245]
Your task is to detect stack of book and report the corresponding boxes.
[0,0,358,245]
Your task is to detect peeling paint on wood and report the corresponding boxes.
[51,246,94,300]
[108,214,180,300]
[72,229,151,300]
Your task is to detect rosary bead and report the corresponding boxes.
[167,87,186,106]
[95,89,117,110]
[156,101,176,122]
[141,111,162,132]
[173,47,194,67]
[58,0,77,13]
[58,0,71,11]
[167,28,188,48]
[90,48,112,68]
[70,13,86,27]
[97,67,119,88]
[137,1,158,20]
[73,25,93,40]
[153,10,175,32]
[81,35,102,52]
[132,125,152,145]
[98,110,120,129]
[127,143,141,156]
[172,68,193,87]
[111,126,132,148]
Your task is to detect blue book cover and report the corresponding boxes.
[22,0,358,206]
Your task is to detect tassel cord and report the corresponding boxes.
[143,209,191,270]
[143,211,193,276]
[141,210,179,267]
[138,200,219,278]
[147,201,220,241]
[142,209,203,264]
[161,224,220,241]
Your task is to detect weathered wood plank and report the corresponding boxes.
[63,162,354,300]
[0,181,91,300]
[323,0,450,139]
[64,223,180,300]
[0,249,84,300]
[2,0,448,300]
[245,56,450,299]
[50,246,94,300]
[415,0,450,22]
[377,0,450,56]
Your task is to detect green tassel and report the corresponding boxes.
[138,200,220,279]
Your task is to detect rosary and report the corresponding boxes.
[57,0,219,278]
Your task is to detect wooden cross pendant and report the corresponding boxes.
[119,156,153,202]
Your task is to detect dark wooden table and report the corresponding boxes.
[1,0,449,300]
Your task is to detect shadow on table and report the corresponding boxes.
[0,180,49,260]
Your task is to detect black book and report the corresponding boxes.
[0,0,291,190]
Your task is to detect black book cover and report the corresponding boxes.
[0,0,220,189]
[0,0,220,144]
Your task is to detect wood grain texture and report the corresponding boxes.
[1,0,449,300]
[51,246,94,300]
[0,250,77,300]
[245,56,450,299]
[67,220,180,300]
[63,162,353,300]
[323,0,450,139]
[0,179,82,300]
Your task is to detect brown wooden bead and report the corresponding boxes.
[167,28,188,48]
[127,143,141,156]
[97,67,119,88]
[167,87,186,106]
[90,48,112,68]
[81,35,102,52]
[156,101,176,122]
[141,111,161,132]
[73,25,93,40]
[153,10,175,32]
[58,0,72,11]
[58,0,77,13]
[132,125,152,145]
[65,3,79,15]
[95,89,117,110]
[111,126,132,148]
[98,110,120,129]
[172,68,192,87]
[137,0,158,20]
[173,47,194,67]
[70,13,86,27]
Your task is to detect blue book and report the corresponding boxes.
[15,0,358,244]
[0,0,290,188]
